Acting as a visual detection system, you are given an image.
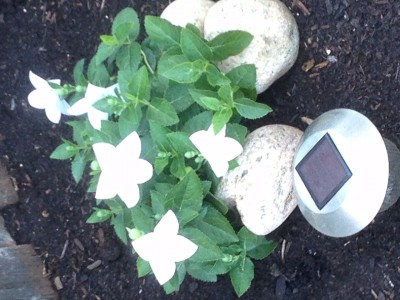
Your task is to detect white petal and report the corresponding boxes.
[95,169,118,199]
[117,131,142,159]
[154,210,179,236]
[189,130,210,156]
[117,182,140,208]
[93,143,117,172]
[150,258,176,285]
[45,104,62,124]
[68,98,91,116]
[85,83,108,102]
[105,83,119,96]
[29,71,50,90]
[208,159,229,178]
[222,137,243,160]
[131,232,158,262]
[87,108,108,130]
[131,159,153,184]
[59,100,71,115]
[169,235,198,262]
[27,90,47,109]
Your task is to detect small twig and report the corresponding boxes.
[281,239,287,264]
[60,239,69,259]
[100,0,106,14]
[293,0,311,16]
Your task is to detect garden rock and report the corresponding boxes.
[203,0,299,93]
[216,124,303,235]
[0,163,18,209]
[160,0,215,35]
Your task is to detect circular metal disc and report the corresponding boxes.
[293,109,389,237]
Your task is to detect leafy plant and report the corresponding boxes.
[29,8,276,297]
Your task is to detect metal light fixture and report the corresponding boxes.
[293,108,400,237]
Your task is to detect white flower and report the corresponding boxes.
[68,83,119,130]
[189,125,243,177]
[27,71,70,123]
[131,210,198,285]
[92,131,153,208]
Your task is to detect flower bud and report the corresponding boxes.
[127,228,143,240]
[90,160,100,171]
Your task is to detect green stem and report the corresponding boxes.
[141,50,154,75]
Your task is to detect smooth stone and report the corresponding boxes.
[0,216,15,247]
[160,0,215,35]
[203,0,299,94]
[216,125,303,235]
[0,163,18,209]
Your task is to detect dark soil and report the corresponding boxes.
[1,0,400,299]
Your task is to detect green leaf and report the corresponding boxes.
[187,258,233,282]
[189,89,220,110]
[71,151,86,183]
[149,120,172,152]
[181,227,223,263]
[165,83,194,113]
[112,212,128,244]
[186,262,218,282]
[212,108,232,133]
[131,206,155,232]
[145,16,181,49]
[154,156,169,175]
[95,42,119,66]
[158,55,206,84]
[127,66,151,102]
[86,208,113,223]
[100,34,118,46]
[229,257,254,297]
[73,59,86,86]
[112,7,140,43]
[166,170,203,213]
[226,123,247,145]
[147,97,179,126]
[167,132,195,154]
[238,227,278,260]
[198,96,221,111]
[181,27,213,61]
[208,30,253,61]
[137,257,151,277]
[226,64,257,89]
[185,23,202,37]
[217,85,234,107]
[163,263,186,293]
[195,206,239,244]
[169,156,186,179]
[207,194,229,215]
[206,64,231,87]
[182,111,212,133]
[116,42,142,73]
[88,58,109,86]
[50,141,78,160]
[150,189,167,215]
[234,98,272,119]
[177,209,199,227]
[118,105,142,138]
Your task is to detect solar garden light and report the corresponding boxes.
[293,108,400,237]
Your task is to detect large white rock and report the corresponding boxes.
[203,0,299,94]
[160,0,215,35]
[216,125,303,235]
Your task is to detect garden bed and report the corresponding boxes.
[1,0,399,299]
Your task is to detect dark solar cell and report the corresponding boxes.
[296,133,352,210]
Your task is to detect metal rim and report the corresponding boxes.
[293,109,389,237]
